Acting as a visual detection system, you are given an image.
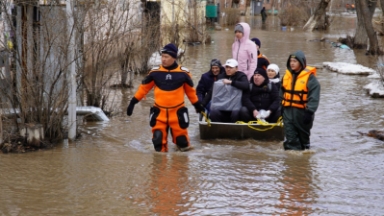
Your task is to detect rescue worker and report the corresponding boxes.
[251,38,270,71]
[126,43,205,152]
[280,51,321,150]
[232,22,258,80]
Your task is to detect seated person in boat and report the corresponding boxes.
[196,59,225,112]
[202,59,249,123]
[267,63,281,89]
[239,68,281,123]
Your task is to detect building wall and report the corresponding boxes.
[161,0,206,27]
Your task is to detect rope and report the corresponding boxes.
[235,116,283,132]
[201,111,211,127]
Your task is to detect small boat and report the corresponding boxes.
[198,115,284,141]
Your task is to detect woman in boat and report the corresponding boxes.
[267,63,280,89]
[239,68,280,123]
[232,23,258,80]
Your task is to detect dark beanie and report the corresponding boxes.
[234,24,243,33]
[254,68,268,80]
[161,43,178,59]
[251,38,261,48]
[210,59,222,67]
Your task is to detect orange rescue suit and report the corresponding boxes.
[281,66,316,109]
[134,65,199,152]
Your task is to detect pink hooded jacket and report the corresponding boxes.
[232,22,258,80]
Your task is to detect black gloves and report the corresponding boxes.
[127,97,139,116]
[303,110,313,124]
[193,101,205,114]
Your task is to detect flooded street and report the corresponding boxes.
[1,16,384,215]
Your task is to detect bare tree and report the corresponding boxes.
[354,0,379,54]
[0,1,72,144]
[303,0,331,31]
[75,0,142,108]
[278,1,311,26]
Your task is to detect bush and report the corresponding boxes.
[278,6,310,26]
[221,8,240,26]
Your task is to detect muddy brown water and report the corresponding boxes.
[1,16,384,215]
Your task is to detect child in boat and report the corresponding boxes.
[251,37,270,71]
[267,63,280,89]
[232,23,258,80]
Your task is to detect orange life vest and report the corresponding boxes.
[282,66,316,109]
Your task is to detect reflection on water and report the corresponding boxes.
[277,153,315,215]
[148,154,190,215]
[1,15,384,215]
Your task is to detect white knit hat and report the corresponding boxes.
[267,63,280,75]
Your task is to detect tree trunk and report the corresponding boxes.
[354,1,368,48]
[379,0,384,34]
[356,0,379,54]
[354,0,376,49]
[303,0,331,31]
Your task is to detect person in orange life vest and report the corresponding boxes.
[126,43,205,152]
[280,51,320,151]
[251,38,270,71]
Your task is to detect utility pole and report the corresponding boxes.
[66,0,77,141]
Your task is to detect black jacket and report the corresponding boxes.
[242,79,280,113]
[202,71,249,106]
[256,52,270,71]
[196,66,225,102]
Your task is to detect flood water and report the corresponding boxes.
[1,15,384,215]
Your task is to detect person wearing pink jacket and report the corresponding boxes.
[232,22,258,81]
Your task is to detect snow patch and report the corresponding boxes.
[367,72,381,79]
[323,62,376,75]
[363,80,384,98]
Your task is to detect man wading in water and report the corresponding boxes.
[280,51,320,151]
[126,43,204,152]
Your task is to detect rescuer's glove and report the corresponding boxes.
[193,101,205,114]
[303,110,314,125]
[127,97,139,116]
